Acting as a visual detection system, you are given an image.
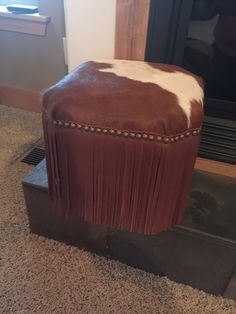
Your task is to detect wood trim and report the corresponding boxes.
[195,157,236,179]
[0,85,42,113]
[115,0,150,61]
[0,6,50,36]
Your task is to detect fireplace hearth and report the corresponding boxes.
[145,0,236,164]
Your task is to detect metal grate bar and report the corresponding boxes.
[21,147,45,166]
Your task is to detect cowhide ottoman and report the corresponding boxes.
[42,60,204,235]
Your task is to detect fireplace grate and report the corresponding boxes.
[21,147,45,166]
[199,116,236,165]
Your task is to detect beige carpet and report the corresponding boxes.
[0,104,236,314]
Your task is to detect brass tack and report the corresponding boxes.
[54,120,203,144]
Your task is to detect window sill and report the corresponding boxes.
[0,6,50,36]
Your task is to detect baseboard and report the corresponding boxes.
[0,84,42,113]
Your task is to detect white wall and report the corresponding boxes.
[64,0,116,71]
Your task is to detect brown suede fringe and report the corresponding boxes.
[43,113,200,235]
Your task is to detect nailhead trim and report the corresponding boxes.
[52,120,201,144]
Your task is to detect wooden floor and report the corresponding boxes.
[195,157,236,179]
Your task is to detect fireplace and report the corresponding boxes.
[145,0,236,164]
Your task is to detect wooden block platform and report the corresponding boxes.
[22,160,236,298]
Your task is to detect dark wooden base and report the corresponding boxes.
[22,160,236,298]
[23,161,108,254]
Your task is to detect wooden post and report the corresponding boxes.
[115,0,150,61]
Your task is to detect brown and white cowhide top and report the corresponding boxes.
[43,59,204,135]
[98,59,204,127]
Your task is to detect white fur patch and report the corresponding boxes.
[97,59,204,127]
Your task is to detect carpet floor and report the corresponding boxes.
[0,104,236,314]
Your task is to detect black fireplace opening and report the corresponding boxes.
[145,0,236,164]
